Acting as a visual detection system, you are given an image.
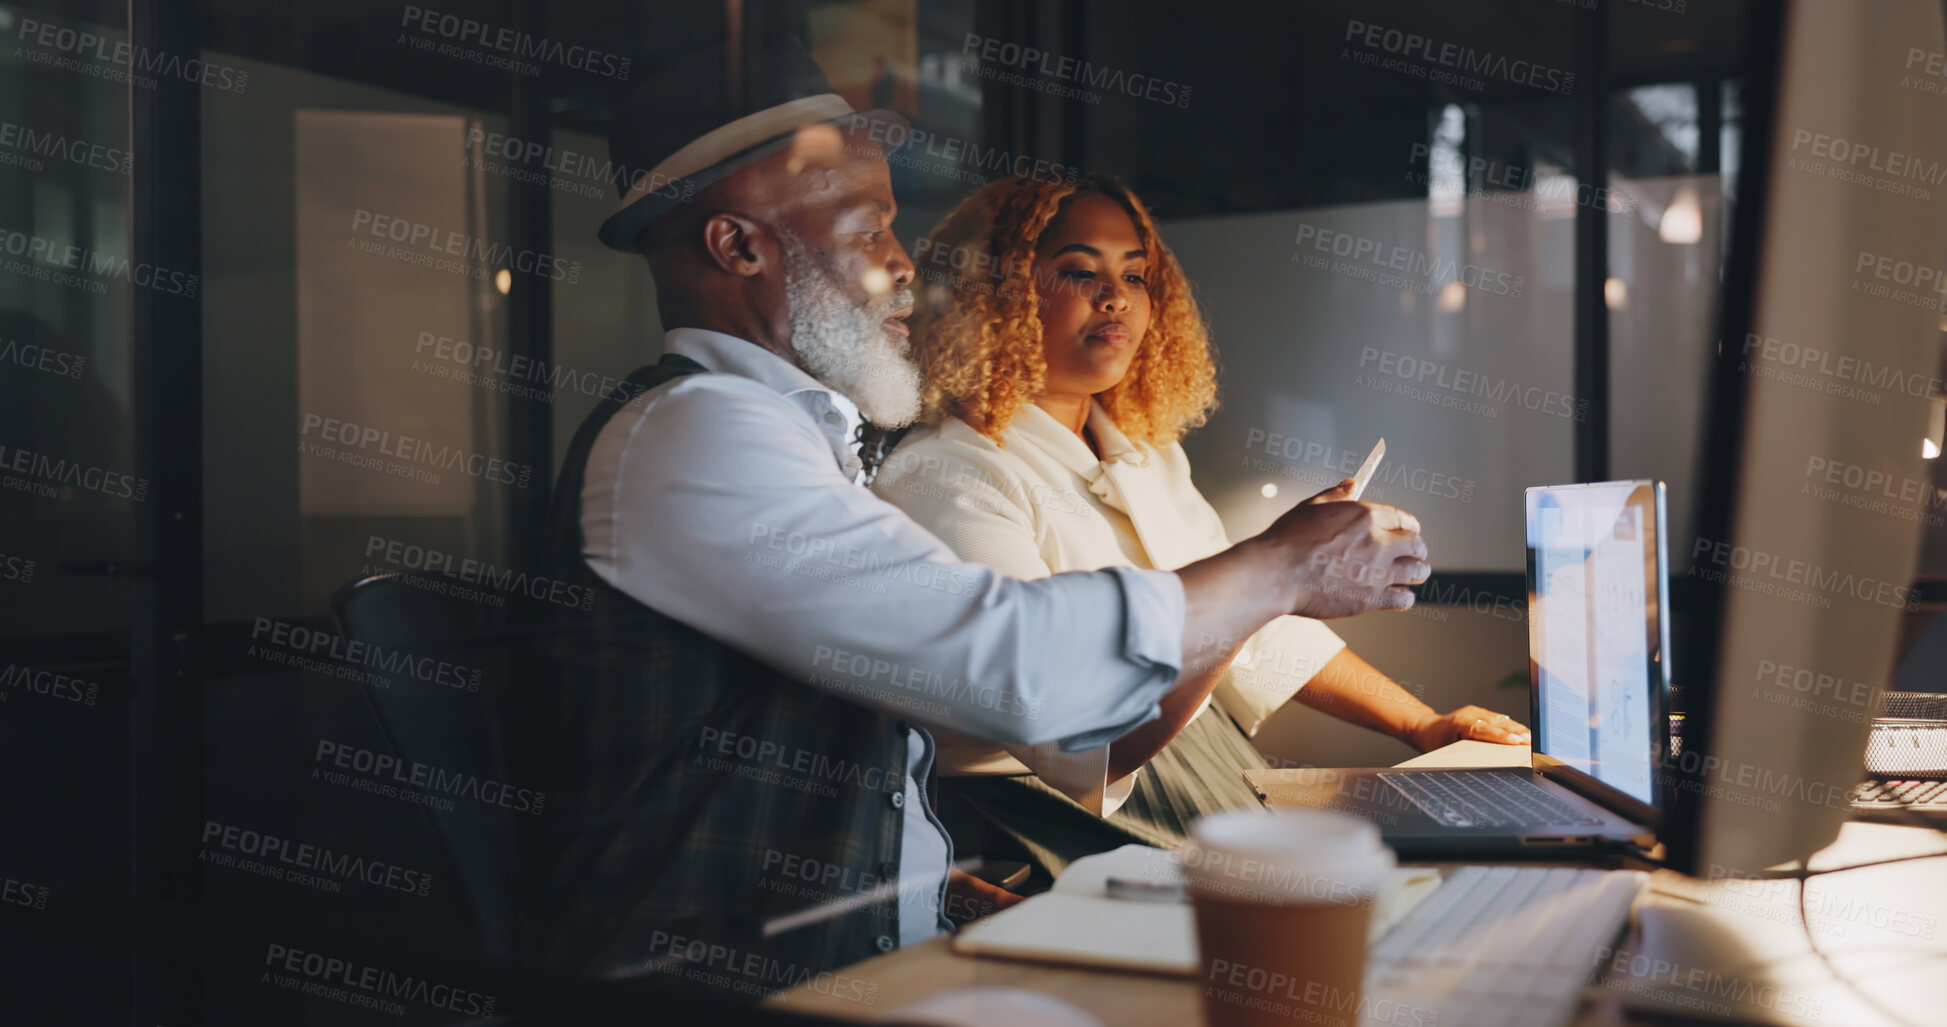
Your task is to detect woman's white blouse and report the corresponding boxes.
[872,400,1346,814]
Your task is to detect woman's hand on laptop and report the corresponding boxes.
[1405,706,1532,751]
[1255,494,1431,618]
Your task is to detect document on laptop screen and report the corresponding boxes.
[1530,484,1658,805]
[1590,505,1654,801]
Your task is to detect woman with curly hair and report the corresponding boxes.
[869,172,1528,883]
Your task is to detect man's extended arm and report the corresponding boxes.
[588,376,1427,753]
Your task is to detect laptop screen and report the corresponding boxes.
[1525,481,1669,806]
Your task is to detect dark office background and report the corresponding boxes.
[0,0,1941,1023]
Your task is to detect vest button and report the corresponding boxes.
[875,934,896,952]
[889,791,906,809]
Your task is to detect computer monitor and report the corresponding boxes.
[1668,0,1947,875]
[1526,481,1668,814]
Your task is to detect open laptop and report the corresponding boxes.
[1247,480,1667,856]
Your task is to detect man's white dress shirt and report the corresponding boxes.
[872,400,1346,814]
[577,328,1189,946]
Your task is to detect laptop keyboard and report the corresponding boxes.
[1378,771,1606,828]
[1853,778,1947,810]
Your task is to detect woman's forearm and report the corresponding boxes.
[1107,533,1303,782]
[1292,648,1437,742]
[1107,636,1246,781]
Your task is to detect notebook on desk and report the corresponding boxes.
[950,844,1442,974]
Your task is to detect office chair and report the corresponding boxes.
[329,570,540,969]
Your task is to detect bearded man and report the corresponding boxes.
[526,38,1432,998]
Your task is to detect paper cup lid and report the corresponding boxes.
[1179,808,1395,907]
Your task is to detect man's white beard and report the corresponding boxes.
[780,232,922,428]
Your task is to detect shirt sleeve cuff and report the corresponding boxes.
[1056,566,1185,754]
[1111,565,1185,672]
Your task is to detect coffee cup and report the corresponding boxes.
[1180,808,1396,1027]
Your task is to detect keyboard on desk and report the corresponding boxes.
[1366,865,1646,1027]
[1852,778,1947,822]
[1378,771,1606,828]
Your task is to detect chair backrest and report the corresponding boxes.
[329,570,539,959]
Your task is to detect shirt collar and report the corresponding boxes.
[665,327,863,479]
[1010,399,1147,477]
[666,327,832,400]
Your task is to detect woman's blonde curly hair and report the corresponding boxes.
[906,172,1218,450]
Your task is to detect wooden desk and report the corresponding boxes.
[767,740,1946,1025]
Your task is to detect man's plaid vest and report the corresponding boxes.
[525,352,913,997]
